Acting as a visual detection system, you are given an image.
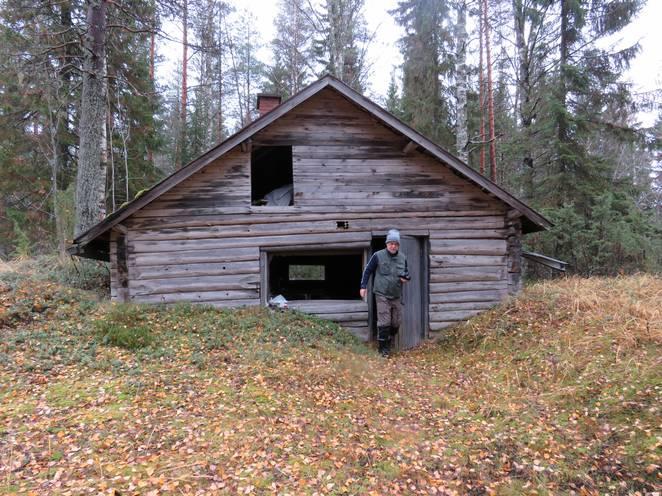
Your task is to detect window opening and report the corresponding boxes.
[269,252,362,300]
[289,265,325,281]
[251,145,293,205]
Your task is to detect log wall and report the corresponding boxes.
[110,87,520,339]
[506,213,523,295]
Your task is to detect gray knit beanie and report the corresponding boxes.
[386,229,400,244]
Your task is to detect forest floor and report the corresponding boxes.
[0,261,660,495]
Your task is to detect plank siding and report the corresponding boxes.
[109,233,118,301]
[108,87,518,339]
[109,230,128,302]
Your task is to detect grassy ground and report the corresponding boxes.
[0,263,660,495]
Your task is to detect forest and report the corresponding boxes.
[0,0,660,275]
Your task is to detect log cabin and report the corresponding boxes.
[69,75,552,350]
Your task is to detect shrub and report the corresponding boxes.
[0,255,109,294]
[95,304,154,350]
[51,257,109,293]
[98,323,153,350]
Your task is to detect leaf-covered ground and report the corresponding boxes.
[0,265,660,495]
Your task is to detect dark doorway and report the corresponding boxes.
[367,236,428,350]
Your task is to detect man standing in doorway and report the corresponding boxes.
[360,229,411,357]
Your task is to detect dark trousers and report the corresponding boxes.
[376,294,401,355]
[375,294,402,328]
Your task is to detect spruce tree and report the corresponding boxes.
[392,0,454,147]
[0,1,81,253]
[0,0,165,251]
[522,0,660,273]
[312,0,371,92]
[385,70,403,119]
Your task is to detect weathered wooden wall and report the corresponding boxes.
[506,214,523,295]
[109,87,520,339]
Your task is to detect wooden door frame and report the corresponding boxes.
[419,235,430,340]
[366,235,429,345]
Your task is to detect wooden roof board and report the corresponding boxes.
[522,251,568,272]
[69,75,551,258]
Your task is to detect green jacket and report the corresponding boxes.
[360,248,410,299]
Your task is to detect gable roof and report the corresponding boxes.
[69,75,552,259]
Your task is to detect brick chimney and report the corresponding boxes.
[257,94,282,117]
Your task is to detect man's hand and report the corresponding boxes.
[360,288,367,299]
[400,277,409,283]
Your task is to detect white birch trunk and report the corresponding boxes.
[455,0,468,163]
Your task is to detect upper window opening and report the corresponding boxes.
[251,145,293,206]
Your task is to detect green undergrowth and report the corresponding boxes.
[95,304,155,350]
[93,302,366,361]
[2,296,365,375]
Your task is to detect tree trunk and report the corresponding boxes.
[513,0,534,197]
[558,0,569,159]
[482,0,497,182]
[49,110,65,258]
[58,3,74,184]
[149,13,156,81]
[75,0,108,237]
[478,4,486,175]
[455,0,468,163]
[179,0,188,168]
[217,5,224,140]
[108,87,115,210]
[147,6,155,165]
[245,23,252,126]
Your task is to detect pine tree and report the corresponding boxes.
[510,0,558,199]
[0,1,81,254]
[520,0,660,273]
